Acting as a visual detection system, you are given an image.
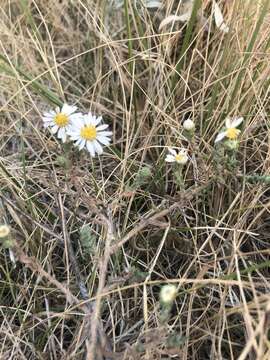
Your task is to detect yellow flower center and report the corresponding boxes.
[80,125,97,141]
[54,113,69,127]
[175,154,184,162]
[226,127,240,140]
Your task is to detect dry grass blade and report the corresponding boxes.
[0,0,270,359]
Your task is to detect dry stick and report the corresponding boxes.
[86,210,115,360]
[238,301,270,360]
[57,193,112,360]
[0,194,64,242]
[13,241,80,306]
[1,194,83,305]
[85,185,207,358]
[109,184,207,255]
[1,193,112,359]
[58,193,90,303]
[11,241,112,356]
[5,184,206,359]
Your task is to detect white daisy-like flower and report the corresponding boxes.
[165,147,189,165]
[68,112,112,157]
[215,117,243,143]
[42,103,81,143]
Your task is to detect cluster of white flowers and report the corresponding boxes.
[42,103,112,157]
[165,116,243,165]
[165,118,194,165]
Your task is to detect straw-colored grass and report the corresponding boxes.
[0,0,270,359]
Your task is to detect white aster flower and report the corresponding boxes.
[160,284,177,304]
[215,117,243,143]
[42,103,80,143]
[68,112,112,157]
[165,147,189,165]
[183,119,195,131]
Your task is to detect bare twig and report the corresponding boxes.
[110,184,207,254]
[86,209,115,360]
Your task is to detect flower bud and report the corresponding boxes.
[160,284,177,304]
[0,224,10,238]
[0,224,13,249]
[183,119,195,131]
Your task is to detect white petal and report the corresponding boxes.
[86,141,96,157]
[213,1,229,33]
[68,133,81,141]
[179,148,188,155]
[165,155,176,163]
[74,138,86,150]
[66,123,75,132]
[75,138,82,146]
[62,103,77,115]
[168,148,177,156]
[98,131,112,137]
[159,13,191,31]
[42,117,54,123]
[96,124,109,131]
[70,112,83,122]
[67,127,80,135]
[70,116,84,128]
[219,23,229,33]
[57,128,65,140]
[215,131,226,143]
[43,109,55,115]
[43,112,54,118]
[78,139,86,150]
[97,136,110,146]
[231,117,243,128]
[93,140,104,155]
[51,125,59,134]
[61,132,67,143]
[93,116,102,126]
[225,117,232,128]
[85,113,95,126]
[43,121,54,128]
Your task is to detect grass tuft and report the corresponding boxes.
[0,0,270,359]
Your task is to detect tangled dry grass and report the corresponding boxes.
[0,0,270,359]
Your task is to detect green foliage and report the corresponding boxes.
[79,225,97,255]
[130,166,152,190]
[245,174,270,185]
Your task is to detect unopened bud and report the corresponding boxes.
[0,224,13,249]
[160,284,177,304]
[0,224,10,238]
[183,119,195,131]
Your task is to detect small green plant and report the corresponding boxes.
[79,225,97,255]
